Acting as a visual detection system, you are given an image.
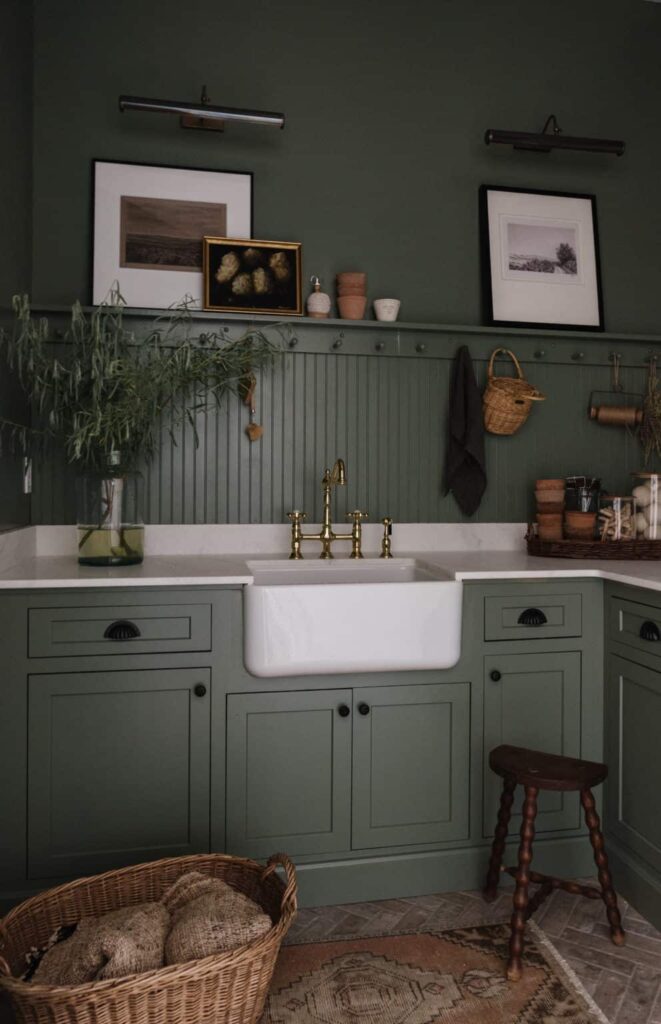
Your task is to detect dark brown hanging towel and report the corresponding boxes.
[444,345,487,515]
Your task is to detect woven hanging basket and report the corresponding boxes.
[0,852,297,1024]
[483,347,545,435]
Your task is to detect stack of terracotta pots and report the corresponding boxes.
[535,478,565,540]
[337,273,367,320]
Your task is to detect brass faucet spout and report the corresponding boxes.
[330,458,347,486]
[287,458,365,559]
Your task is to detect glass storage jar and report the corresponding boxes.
[76,455,144,565]
[598,495,636,541]
[631,472,661,540]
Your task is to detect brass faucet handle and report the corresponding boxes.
[380,516,394,559]
[287,510,307,522]
[346,510,369,523]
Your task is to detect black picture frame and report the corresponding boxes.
[479,184,604,332]
[91,159,254,309]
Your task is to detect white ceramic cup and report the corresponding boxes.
[373,298,401,322]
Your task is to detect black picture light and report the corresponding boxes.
[485,114,624,156]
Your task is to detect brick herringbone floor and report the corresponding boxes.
[285,885,661,1023]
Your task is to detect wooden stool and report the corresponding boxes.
[483,744,625,981]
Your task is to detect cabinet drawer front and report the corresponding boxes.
[29,602,211,658]
[484,593,582,641]
[607,657,661,874]
[28,668,211,878]
[609,596,661,661]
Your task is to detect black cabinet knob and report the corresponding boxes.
[640,620,660,642]
[517,607,548,627]
[193,683,207,697]
[490,670,502,682]
[358,702,370,716]
[338,704,350,717]
[104,619,141,641]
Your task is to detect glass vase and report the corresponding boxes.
[76,467,144,566]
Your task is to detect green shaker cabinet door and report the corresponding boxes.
[28,668,211,879]
[483,652,582,836]
[226,689,352,858]
[352,682,471,849]
[607,656,661,874]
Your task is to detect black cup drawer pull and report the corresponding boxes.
[640,620,661,642]
[517,608,548,627]
[104,619,141,641]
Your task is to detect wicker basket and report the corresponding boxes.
[527,533,661,560]
[0,852,297,1024]
[483,348,545,435]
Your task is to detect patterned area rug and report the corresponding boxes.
[262,922,609,1024]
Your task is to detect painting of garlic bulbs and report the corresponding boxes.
[203,237,302,315]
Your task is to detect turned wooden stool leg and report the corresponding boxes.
[484,776,516,901]
[580,787,625,946]
[507,785,538,982]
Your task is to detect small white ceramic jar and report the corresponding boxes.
[306,276,331,319]
[373,298,401,322]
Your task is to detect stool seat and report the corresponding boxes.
[489,744,608,792]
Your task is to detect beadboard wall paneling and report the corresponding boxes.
[31,329,653,525]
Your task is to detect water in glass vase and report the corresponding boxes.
[77,525,144,566]
[76,464,144,566]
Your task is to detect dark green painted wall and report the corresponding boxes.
[6,1,661,525]
[0,0,32,528]
[30,0,661,333]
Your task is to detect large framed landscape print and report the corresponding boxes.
[92,161,253,309]
[480,185,604,331]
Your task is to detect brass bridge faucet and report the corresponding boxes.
[287,458,368,559]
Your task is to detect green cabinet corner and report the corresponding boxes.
[606,654,661,875]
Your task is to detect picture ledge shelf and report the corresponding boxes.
[15,305,661,347]
[5,305,661,370]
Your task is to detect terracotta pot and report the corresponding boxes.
[535,489,565,505]
[538,523,564,541]
[536,501,564,514]
[564,510,597,539]
[536,512,563,541]
[338,295,367,320]
[536,478,566,490]
[336,272,367,288]
[536,512,563,525]
[337,283,367,296]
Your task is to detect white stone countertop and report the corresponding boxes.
[1,524,661,591]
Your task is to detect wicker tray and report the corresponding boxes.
[0,852,297,1024]
[527,535,661,560]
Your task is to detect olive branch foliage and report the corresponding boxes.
[0,292,281,472]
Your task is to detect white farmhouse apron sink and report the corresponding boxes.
[243,558,462,677]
